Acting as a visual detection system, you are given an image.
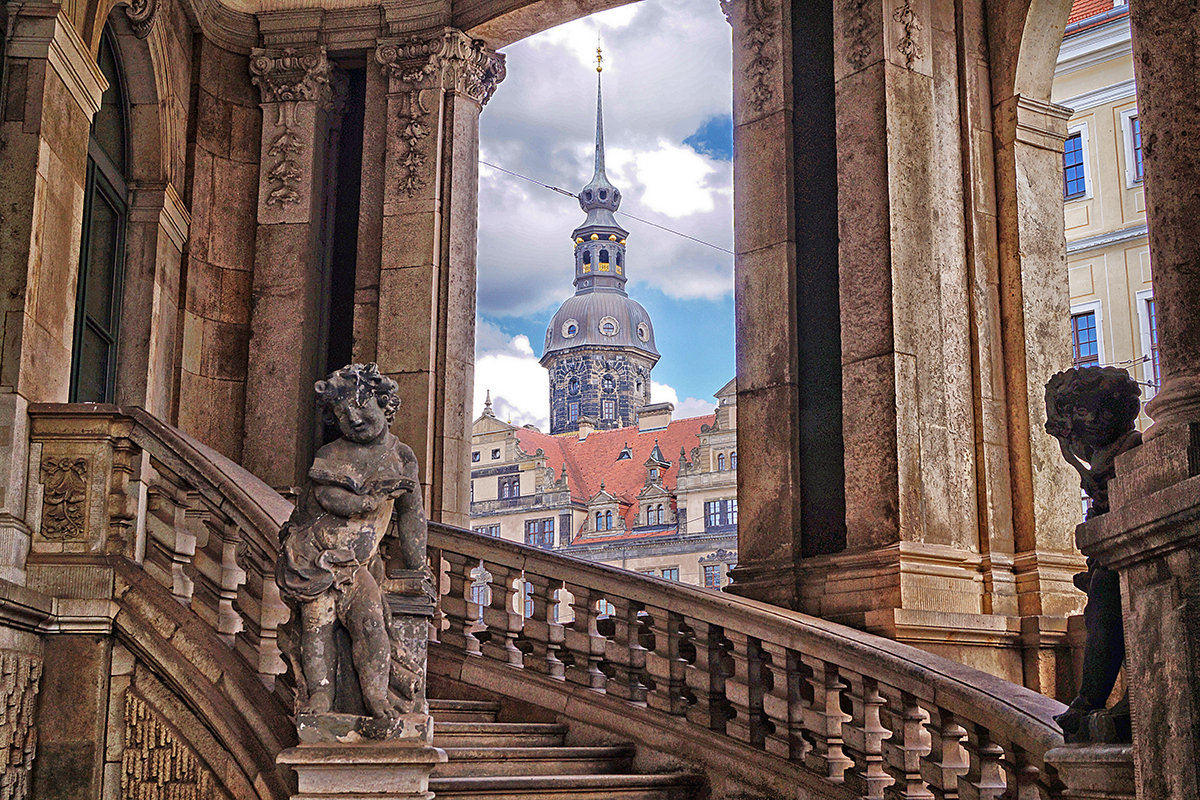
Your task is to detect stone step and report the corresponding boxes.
[433,745,635,777]
[433,721,568,748]
[428,698,502,722]
[428,772,703,800]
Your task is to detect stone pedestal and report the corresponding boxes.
[1046,744,1136,800]
[1079,427,1200,800]
[277,742,446,800]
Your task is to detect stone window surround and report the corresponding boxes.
[1064,121,1094,201]
[1070,299,1105,367]
[1118,106,1143,188]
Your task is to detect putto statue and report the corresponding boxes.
[276,363,430,740]
[1044,365,1141,743]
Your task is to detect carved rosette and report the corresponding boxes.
[377,30,505,198]
[250,47,343,209]
[124,0,156,39]
[40,457,88,542]
[0,651,41,800]
[723,0,778,114]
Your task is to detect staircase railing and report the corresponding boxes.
[428,523,1068,799]
[28,404,291,687]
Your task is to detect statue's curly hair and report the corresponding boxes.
[314,362,401,426]
[1044,366,1141,440]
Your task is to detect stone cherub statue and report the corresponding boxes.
[276,363,431,740]
[1044,366,1142,743]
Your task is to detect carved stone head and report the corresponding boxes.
[315,363,400,442]
[1045,366,1141,461]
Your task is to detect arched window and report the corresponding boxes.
[71,27,128,402]
[646,506,655,525]
[605,511,612,530]
[718,454,726,471]
[616,252,623,267]
[731,451,737,470]
[657,504,664,523]
[595,511,602,530]
[599,248,609,264]
[583,250,591,265]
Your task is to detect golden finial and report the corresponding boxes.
[596,39,603,73]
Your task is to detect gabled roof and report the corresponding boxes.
[514,414,714,531]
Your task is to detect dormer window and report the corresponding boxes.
[599,190,607,200]
[650,468,659,481]
[599,317,618,336]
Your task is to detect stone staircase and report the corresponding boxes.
[428,699,702,799]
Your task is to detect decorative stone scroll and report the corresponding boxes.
[250,47,345,209]
[124,0,156,39]
[39,457,88,542]
[376,30,505,198]
[0,651,41,800]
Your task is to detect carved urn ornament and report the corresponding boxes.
[276,363,433,742]
[1044,366,1141,743]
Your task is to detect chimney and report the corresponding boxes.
[577,415,596,440]
[637,402,674,432]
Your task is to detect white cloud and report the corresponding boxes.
[477,0,733,318]
[474,323,550,430]
[651,380,716,419]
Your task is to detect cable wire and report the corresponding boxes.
[479,159,734,255]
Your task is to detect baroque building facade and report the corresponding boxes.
[0,0,1196,796]
[470,381,739,587]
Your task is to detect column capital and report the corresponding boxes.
[249,45,339,107]
[994,94,1071,151]
[375,28,506,107]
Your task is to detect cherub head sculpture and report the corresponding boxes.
[315,363,401,444]
[1045,366,1142,517]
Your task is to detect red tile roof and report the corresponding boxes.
[1068,0,1112,25]
[515,415,715,533]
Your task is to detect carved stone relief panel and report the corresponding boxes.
[0,650,42,800]
[38,458,88,543]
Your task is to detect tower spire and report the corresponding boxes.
[594,43,606,178]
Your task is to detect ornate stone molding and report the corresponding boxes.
[892,0,922,69]
[125,0,157,39]
[724,0,777,113]
[39,457,88,542]
[0,650,41,800]
[249,46,336,105]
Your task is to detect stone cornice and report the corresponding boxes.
[1058,77,1137,114]
[1066,223,1147,256]
[6,6,107,117]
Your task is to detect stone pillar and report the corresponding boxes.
[723,0,804,609]
[373,30,504,527]
[1130,0,1200,436]
[242,46,346,490]
[991,93,1086,691]
[0,6,105,583]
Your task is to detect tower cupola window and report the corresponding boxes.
[602,374,615,392]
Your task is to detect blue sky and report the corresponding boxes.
[475,0,734,429]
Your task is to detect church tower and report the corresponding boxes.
[541,49,660,435]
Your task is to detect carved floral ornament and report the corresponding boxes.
[719,0,777,114]
[124,0,156,39]
[40,457,89,542]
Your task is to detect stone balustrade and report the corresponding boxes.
[428,523,1070,799]
[27,404,292,688]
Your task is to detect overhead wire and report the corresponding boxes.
[479,159,734,255]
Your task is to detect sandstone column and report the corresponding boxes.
[0,6,105,583]
[242,46,346,490]
[373,31,504,527]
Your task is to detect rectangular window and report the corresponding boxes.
[525,518,553,549]
[602,399,615,419]
[704,499,738,529]
[703,564,721,588]
[569,402,580,421]
[1064,132,1086,199]
[1071,311,1100,367]
[491,448,501,459]
[1147,297,1160,388]
[472,451,480,462]
[1131,115,1144,182]
[473,524,500,537]
[661,567,679,581]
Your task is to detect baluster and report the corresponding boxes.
[883,691,933,799]
[143,480,188,599]
[479,563,523,667]
[840,670,892,798]
[602,595,649,703]
[723,630,757,746]
[426,546,445,643]
[173,500,205,607]
[758,641,790,758]
[682,618,727,732]
[256,568,288,686]
[438,551,480,656]
[562,583,606,691]
[521,572,564,678]
[786,649,813,762]
[644,606,688,716]
[959,724,1007,800]
[1000,743,1061,800]
[921,706,968,800]
[800,655,853,781]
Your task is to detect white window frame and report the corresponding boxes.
[1070,299,1106,367]
[1064,122,1093,202]
[1135,288,1158,397]
[1119,106,1143,188]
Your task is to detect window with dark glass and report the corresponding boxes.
[1071,311,1100,367]
[491,448,501,459]
[1147,298,1160,387]
[1131,115,1144,182]
[472,451,480,462]
[602,374,615,392]
[1063,132,1086,199]
[703,564,721,588]
[72,28,129,403]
